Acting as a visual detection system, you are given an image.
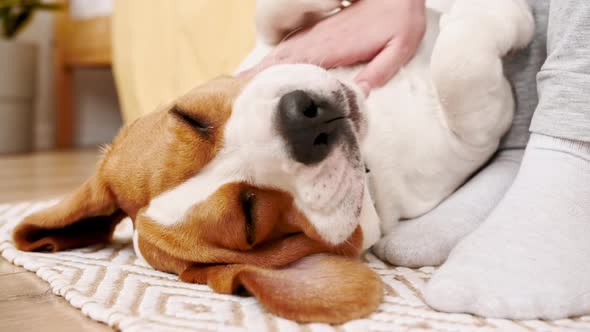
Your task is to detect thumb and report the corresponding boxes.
[354,38,413,95]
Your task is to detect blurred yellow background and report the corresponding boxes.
[113,0,256,122]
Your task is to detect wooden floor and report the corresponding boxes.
[0,149,113,332]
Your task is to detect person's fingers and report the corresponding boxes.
[237,64,262,78]
[357,81,371,97]
[238,57,273,78]
[238,41,341,77]
[353,37,413,93]
[237,48,287,77]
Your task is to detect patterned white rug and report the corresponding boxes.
[1,200,589,332]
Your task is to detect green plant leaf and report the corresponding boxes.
[31,3,63,11]
[0,7,9,19]
[1,1,63,39]
[1,1,64,10]
[3,8,32,38]
[0,0,23,10]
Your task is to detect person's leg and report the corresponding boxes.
[373,0,548,267]
[426,0,590,319]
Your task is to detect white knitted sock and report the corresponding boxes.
[373,150,523,267]
[425,133,590,319]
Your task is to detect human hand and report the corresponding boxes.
[242,0,426,96]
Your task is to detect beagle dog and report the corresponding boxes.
[12,0,533,324]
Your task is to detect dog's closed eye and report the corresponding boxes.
[171,106,211,135]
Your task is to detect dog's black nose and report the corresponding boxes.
[276,90,345,165]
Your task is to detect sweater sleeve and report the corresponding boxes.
[530,0,590,142]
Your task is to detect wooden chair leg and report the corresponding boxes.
[54,54,74,149]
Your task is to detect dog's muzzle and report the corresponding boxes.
[276,90,347,165]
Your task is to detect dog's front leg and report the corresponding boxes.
[431,0,534,149]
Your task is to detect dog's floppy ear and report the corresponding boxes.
[181,254,383,323]
[13,174,125,252]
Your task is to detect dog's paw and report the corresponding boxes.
[439,0,534,54]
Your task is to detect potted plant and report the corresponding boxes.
[0,0,61,153]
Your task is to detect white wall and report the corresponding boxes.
[15,10,122,150]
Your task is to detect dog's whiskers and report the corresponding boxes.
[268,26,306,64]
[327,61,344,71]
[318,54,330,68]
[277,26,305,47]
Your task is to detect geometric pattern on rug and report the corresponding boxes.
[2,201,590,332]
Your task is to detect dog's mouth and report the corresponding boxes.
[292,138,366,246]
[280,81,368,246]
